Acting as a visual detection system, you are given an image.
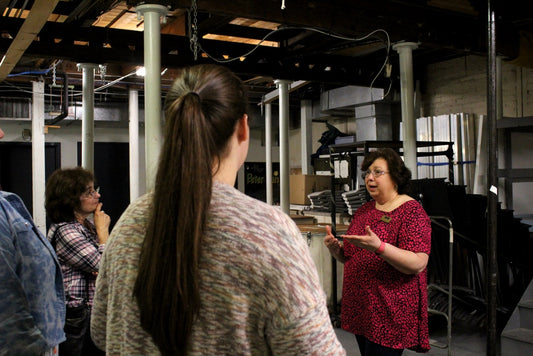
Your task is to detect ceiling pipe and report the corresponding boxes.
[46,72,69,125]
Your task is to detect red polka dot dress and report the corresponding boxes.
[341,199,432,352]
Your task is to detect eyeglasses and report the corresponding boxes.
[83,186,100,198]
[362,169,389,179]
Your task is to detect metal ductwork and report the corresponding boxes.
[312,85,388,119]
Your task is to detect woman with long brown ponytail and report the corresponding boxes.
[91,64,345,356]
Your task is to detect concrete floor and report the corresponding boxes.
[335,319,488,356]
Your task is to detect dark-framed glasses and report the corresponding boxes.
[362,169,389,179]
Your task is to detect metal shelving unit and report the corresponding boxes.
[428,216,454,355]
[497,116,533,210]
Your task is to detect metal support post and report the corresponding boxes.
[301,99,313,175]
[393,42,418,178]
[129,88,140,201]
[32,81,46,234]
[275,79,291,214]
[135,4,168,191]
[78,63,99,172]
[486,1,499,354]
[265,103,273,205]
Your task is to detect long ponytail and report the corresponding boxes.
[133,65,247,355]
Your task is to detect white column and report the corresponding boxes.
[275,79,291,214]
[78,63,99,172]
[135,4,168,191]
[129,88,140,202]
[265,103,273,205]
[32,81,46,234]
[300,99,313,175]
[393,42,418,178]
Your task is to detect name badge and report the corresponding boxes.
[380,215,391,223]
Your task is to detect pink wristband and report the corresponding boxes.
[375,241,386,255]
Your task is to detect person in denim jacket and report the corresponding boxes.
[0,126,66,355]
[0,190,66,355]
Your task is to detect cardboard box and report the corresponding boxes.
[290,174,331,205]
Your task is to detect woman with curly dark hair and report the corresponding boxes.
[325,148,432,355]
[45,167,110,356]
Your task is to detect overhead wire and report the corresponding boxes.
[188,17,392,99]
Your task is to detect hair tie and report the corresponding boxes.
[187,91,200,98]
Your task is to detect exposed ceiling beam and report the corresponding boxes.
[0,0,60,82]
[168,0,482,47]
[165,0,526,58]
[0,17,391,86]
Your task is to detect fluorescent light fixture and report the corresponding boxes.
[135,67,146,76]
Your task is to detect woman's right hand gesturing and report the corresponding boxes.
[324,225,345,263]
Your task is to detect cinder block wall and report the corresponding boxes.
[420,54,533,215]
[421,54,533,118]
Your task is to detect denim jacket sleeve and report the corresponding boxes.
[0,193,66,355]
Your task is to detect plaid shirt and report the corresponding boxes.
[48,220,105,308]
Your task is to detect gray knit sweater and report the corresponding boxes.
[91,181,346,356]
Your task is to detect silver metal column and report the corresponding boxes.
[300,99,313,175]
[129,88,140,202]
[265,103,273,205]
[393,42,418,178]
[135,4,168,191]
[78,63,99,172]
[275,79,291,214]
[32,80,46,234]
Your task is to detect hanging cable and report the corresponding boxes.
[193,27,389,64]
[189,24,391,98]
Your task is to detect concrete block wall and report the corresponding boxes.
[421,54,533,118]
[421,54,533,216]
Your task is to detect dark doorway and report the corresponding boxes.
[78,142,130,230]
[0,142,61,215]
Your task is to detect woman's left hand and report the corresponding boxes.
[341,225,382,253]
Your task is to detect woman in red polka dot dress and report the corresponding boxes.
[325,148,431,355]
